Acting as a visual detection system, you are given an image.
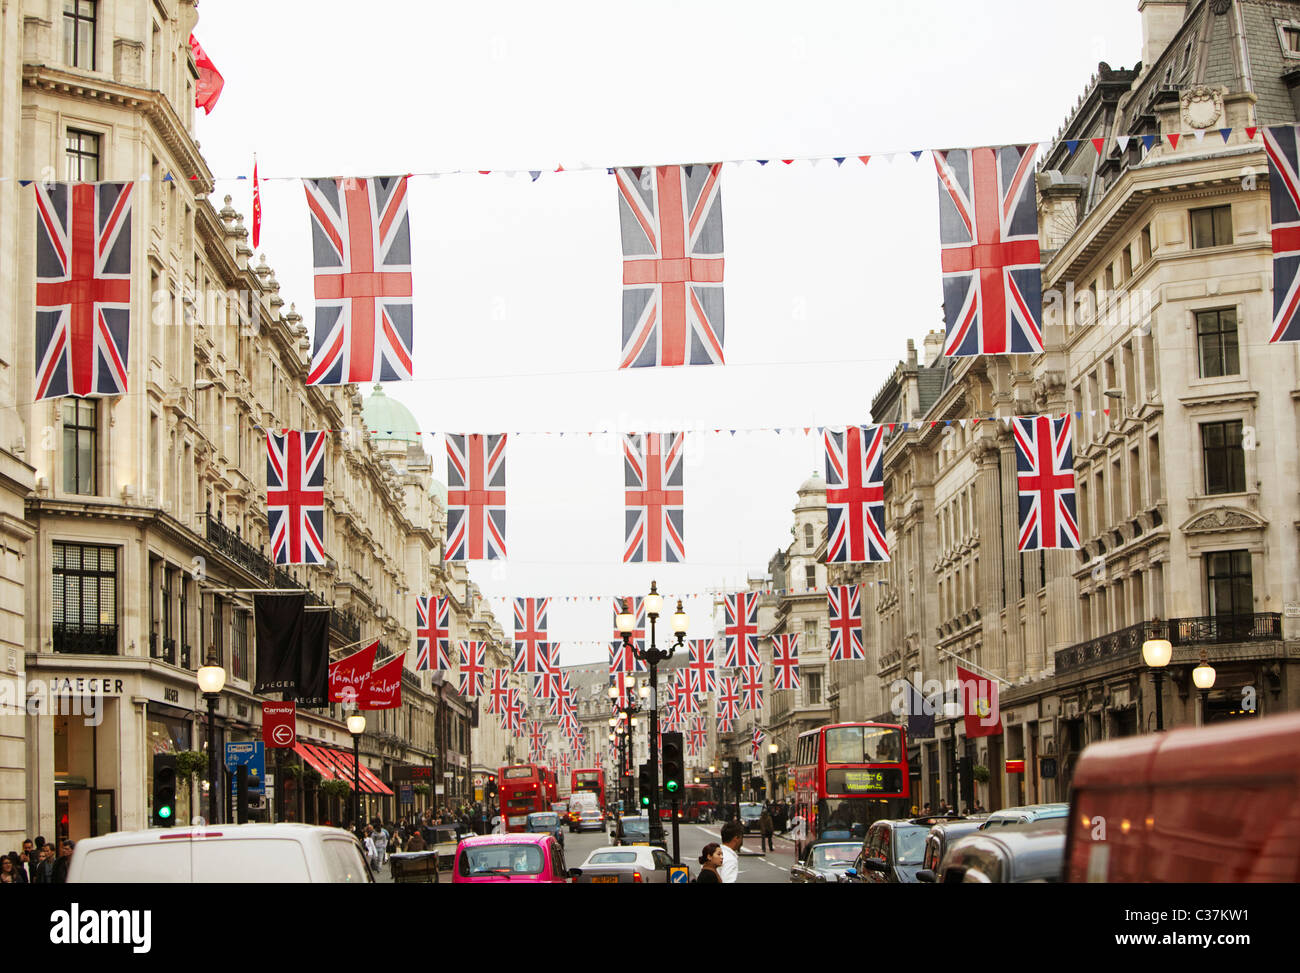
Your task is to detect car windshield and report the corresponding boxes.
[528,814,558,828]
[460,844,544,877]
[589,852,638,864]
[810,844,858,868]
[892,826,927,865]
[740,804,762,820]
[621,817,649,838]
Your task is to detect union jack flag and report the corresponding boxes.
[456,640,485,697]
[487,668,511,715]
[827,584,865,662]
[303,176,414,384]
[615,164,725,368]
[1263,126,1300,341]
[750,726,765,762]
[771,634,801,690]
[825,425,889,564]
[1013,414,1080,552]
[33,182,133,399]
[266,431,327,565]
[612,597,647,657]
[716,673,740,724]
[740,665,763,711]
[415,595,452,671]
[446,433,507,561]
[688,718,708,756]
[513,597,550,673]
[678,678,701,715]
[559,708,581,740]
[722,592,761,668]
[547,672,574,718]
[528,720,548,755]
[608,669,634,707]
[934,145,1042,356]
[504,688,526,735]
[532,647,563,699]
[623,432,685,562]
[560,752,571,777]
[687,639,717,695]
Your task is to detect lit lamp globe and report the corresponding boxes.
[671,600,689,637]
[644,585,664,617]
[607,685,619,700]
[196,659,226,696]
[616,600,635,635]
[1141,637,1172,669]
[346,713,367,736]
[769,742,778,755]
[1192,659,1217,691]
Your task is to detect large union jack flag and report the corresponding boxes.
[623,432,685,562]
[446,433,507,561]
[266,431,327,565]
[771,634,801,690]
[487,668,511,715]
[1263,126,1300,342]
[750,726,765,762]
[513,597,550,673]
[687,639,717,695]
[716,673,740,725]
[740,665,764,711]
[456,641,485,697]
[415,595,452,671]
[825,425,890,564]
[33,182,133,399]
[722,592,761,668]
[827,584,865,662]
[303,176,413,384]
[1013,414,1080,551]
[559,751,571,778]
[503,688,526,735]
[934,145,1042,356]
[532,646,563,699]
[615,164,725,368]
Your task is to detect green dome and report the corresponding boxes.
[362,385,422,446]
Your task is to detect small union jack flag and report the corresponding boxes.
[266,431,327,565]
[560,708,581,740]
[547,672,575,718]
[750,726,765,762]
[723,592,761,668]
[504,688,526,735]
[487,668,511,715]
[415,595,452,671]
[687,639,717,695]
[623,432,685,562]
[740,665,764,711]
[825,425,889,564]
[828,584,865,662]
[688,717,708,756]
[608,669,634,707]
[529,720,548,755]
[560,752,571,777]
[32,182,134,399]
[303,176,414,384]
[771,634,801,690]
[446,433,507,561]
[1263,126,1300,342]
[612,596,647,657]
[456,640,485,697]
[513,597,550,674]
[532,647,563,699]
[615,164,725,368]
[716,673,740,724]
[1013,414,1080,552]
[934,144,1042,356]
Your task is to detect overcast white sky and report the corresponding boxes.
[194,0,1143,663]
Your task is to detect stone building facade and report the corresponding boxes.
[0,0,504,847]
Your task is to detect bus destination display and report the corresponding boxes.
[825,768,904,794]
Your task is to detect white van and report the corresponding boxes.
[67,823,373,883]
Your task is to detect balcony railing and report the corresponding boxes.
[206,512,272,580]
[330,609,361,643]
[1054,613,1282,676]
[54,623,119,655]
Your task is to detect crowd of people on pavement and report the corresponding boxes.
[0,837,75,884]
[350,801,504,873]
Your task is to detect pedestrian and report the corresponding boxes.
[363,825,383,872]
[922,803,933,815]
[30,844,53,884]
[973,800,985,814]
[695,843,722,883]
[718,821,744,883]
[1,854,21,884]
[404,829,426,853]
[17,840,35,883]
[788,808,808,860]
[759,806,775,854]
[53,840,74,883]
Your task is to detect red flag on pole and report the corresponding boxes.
[252,157,261,249]
[956,664,1003,739]
[358,652,405,709]
[329,639,377,704]
[189,34,225,114]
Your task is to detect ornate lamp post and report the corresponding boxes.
[196,649,227,825]
[347,712,367,835]
[617,582,688,845]
[1142,628,1173,732]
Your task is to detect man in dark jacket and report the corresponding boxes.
[759,808,775,853]
[52,839,74,883]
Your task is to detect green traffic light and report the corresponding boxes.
[158,805,173,819]
[665,780,679,793]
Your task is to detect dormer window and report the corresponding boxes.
[1285,26,1300,54]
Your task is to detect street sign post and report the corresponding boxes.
[261,702,296,748]
[668,865,689,884]
[225,742,266,794]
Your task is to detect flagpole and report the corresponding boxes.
[936,649,1013,687]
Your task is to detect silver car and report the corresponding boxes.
[789,841,859,884]
[573,846,677,884]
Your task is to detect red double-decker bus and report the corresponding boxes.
[571,768,606,813]
[541,767,559,805]
[682,782,711,822]
[499,764,551,832]
[793,722,910,843]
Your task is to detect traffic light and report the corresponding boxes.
[236,764,251,823]
[638,763,652,808]
[958,755,974,807]
[152,753,177,827]
[730,761,743,799]
[661,732,684,798]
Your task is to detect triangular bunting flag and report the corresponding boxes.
[1141,134,1157,150]
[555,165,565,172]
[1246,126,1258,140]
[163,173,174,181]
[833,157,845,166]
[530,171,542,181]
[858,155,870,166]
[781,159,794,165]
[756,160,769,166]
[1193,130,1205,144]
[1065,140,1079,154]
[910,150,923,161]
[1116,135,1131,153]
[1166,133,1180,149]
[1091,137,1105,155]
[1219,128,1232,143]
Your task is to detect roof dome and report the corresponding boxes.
[362,385,422,446]
[798,471,826,495]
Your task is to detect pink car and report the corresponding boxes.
[452,833,574,884]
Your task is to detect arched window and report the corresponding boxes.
[804,523,814,550]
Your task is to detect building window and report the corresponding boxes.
[65,129,100,182]
[62,399,97,495]
[1201,421,1246,495]
[52,542,118,654]
[1205,550,1253,618]
[1190,206,1233,249]
[1284,25,1300,54]
[806,670,823,705]
[1121,245,1133,281]
[231,610,249,682]
[803,619,818,650]
[1140,224,1152,263]
[1196,308,1240,378]
[804,565,816,590]
[63,0,97,69]
[803,523,814,550]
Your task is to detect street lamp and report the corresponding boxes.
[347,712,367,835]
[768,741,779,801]
[1192,648,1216,725]
[196,648,226,825]
[617,582,688,844]
[1142,626,1172,732]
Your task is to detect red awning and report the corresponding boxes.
[292,743,339,780]
[329,747,394,797]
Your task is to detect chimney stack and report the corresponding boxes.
[1138,1,1187,72]
[907,339,917,367]
[923,330,945,366]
